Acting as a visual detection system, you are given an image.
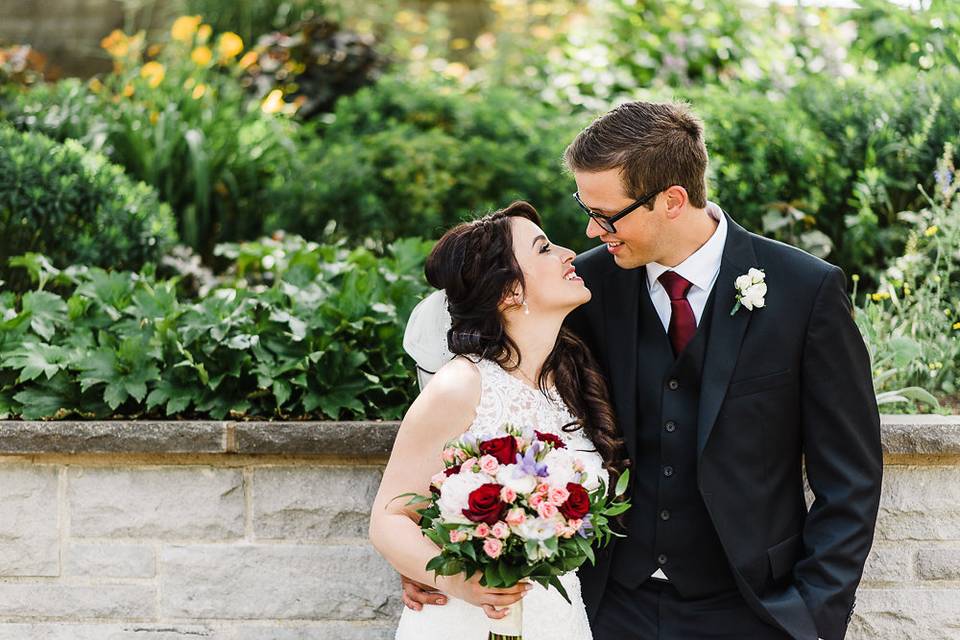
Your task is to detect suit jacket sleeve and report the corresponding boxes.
[794,266,883,640]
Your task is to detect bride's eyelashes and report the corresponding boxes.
[539,242,551,254]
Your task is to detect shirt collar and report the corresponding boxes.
[645,201,727,292]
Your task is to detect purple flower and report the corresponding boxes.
[576,513,594,538]
[515,442,549,478]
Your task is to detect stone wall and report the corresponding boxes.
[0,416,956,639]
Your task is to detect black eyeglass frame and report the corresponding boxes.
[572,188,662,233]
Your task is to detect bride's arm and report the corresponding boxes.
[370,357,532,615]
[368,357,482,587]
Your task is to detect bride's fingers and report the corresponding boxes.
[481,603,509,620]
[483,591,526,606]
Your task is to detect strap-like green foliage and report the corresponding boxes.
[0,235,432,420]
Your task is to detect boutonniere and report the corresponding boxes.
[730,267,767,316]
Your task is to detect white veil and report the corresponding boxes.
[402,289,454,390]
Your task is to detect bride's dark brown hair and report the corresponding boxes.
[424,200,630,488]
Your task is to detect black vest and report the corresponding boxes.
[609,275,737,597]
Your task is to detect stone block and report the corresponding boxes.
[68,466,244,540]
[0,465,59,577]
[159,543,401,620]
[252,466,381,540]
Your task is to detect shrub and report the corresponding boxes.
[4,19,299,261]
[0,235,431,420]
[0,125,176,292]
[271,76,591,251]
[853,144,960,413]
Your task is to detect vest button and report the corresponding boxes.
[667,378,679,390]
[657,553,668,565]
[659,509,671,521]
[663,466,674,477]
[664,421,677,433]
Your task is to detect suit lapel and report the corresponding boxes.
[696,212,758,459]
[604,265,642,466]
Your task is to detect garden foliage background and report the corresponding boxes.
[0,0,957,420]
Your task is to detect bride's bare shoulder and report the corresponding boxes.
[401,355,482,436]
[423,355,482,405]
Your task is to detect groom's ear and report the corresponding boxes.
[663,185,688,218]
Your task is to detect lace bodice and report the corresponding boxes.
[468,356,599,458]
[395,355,599,640]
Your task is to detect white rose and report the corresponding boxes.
[437,471,489,524]
[579,454,608,492]
[541,449,579,488]
[742,283,766,310]
[496,464,538,495]
[735,274,753,291]
[747,267,765,283]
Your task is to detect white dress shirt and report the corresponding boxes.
[643,202,727,580]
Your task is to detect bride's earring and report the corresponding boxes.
[523,300,530,315]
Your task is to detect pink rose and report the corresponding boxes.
[529,492,545,508]
[537,502,558,520]
[483,537,503,559]
[474,522,491,537]
[449,529,468,543]
[442,448,458,464]
[500,486,517,503]
[491,521,510,539]
[536,482,550,494]
[459,457,478,473]
[479,454,500,475]
[505,507,527,527]
[548,486,570,506]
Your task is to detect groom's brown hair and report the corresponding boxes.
[564,100,708,208]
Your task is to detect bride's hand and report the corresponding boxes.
[437,573,533,619]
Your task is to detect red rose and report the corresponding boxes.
[478,435,519,465]
[445,466,460,476]
[535,430,566,449]
[462,483,507,525]
[559,482,590,520]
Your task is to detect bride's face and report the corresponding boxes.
[506,216,591,315]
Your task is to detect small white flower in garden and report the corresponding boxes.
[731,267,767,316]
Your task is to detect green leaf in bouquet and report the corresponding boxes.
[548,575,571,605]
[615,468,631,497]
[461,541,477,562]
[483,561,501,587]
[425,555,445,573]
[575,534,595,565]
[603,502,632,516]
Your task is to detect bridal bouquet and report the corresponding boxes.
[398,423,631,640]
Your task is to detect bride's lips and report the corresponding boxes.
[563,266,583,283]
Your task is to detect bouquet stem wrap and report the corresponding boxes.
[488,598,522,640]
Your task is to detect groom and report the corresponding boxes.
[402,101,883,640]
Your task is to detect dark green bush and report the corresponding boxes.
[0,125,177,292]
[0,234,431,420]
[271,76,592,252]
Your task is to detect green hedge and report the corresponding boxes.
[269,76,593,253]
[0,125,177,292]
[0,235,431,420]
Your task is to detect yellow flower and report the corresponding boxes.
[953,322,960,330]
[925,225,939,237]
[100,29,129,57]
[238,50,258,70]
[217,32,244,60]
[870,292,891,302]
[191,46,213,66]
[197,24,212,43]
[140,61,165,88]
[192,83,207,99]
[149,110,159,125]
[261,89,286,114]
[851,274,860,282]
[171,15,202,42]
[122,83,135,97]
[88,78,104,94]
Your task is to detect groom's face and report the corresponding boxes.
[574,168,666,270]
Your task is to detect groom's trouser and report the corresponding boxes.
[592,576,792,640]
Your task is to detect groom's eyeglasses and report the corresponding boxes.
[572,189,661,234]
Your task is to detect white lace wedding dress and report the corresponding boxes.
[394,356,603,640]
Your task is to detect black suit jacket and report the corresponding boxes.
[565,211,883,640]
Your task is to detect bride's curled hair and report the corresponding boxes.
[424,201,630,488]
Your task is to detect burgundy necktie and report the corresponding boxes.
[658,271,696,357]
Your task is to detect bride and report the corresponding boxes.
[368,200,629,640]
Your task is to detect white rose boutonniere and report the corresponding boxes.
[731,267,766,316]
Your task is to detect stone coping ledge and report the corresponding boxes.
[0,415,956,456]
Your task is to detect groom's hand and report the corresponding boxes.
[400,574,447,610]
